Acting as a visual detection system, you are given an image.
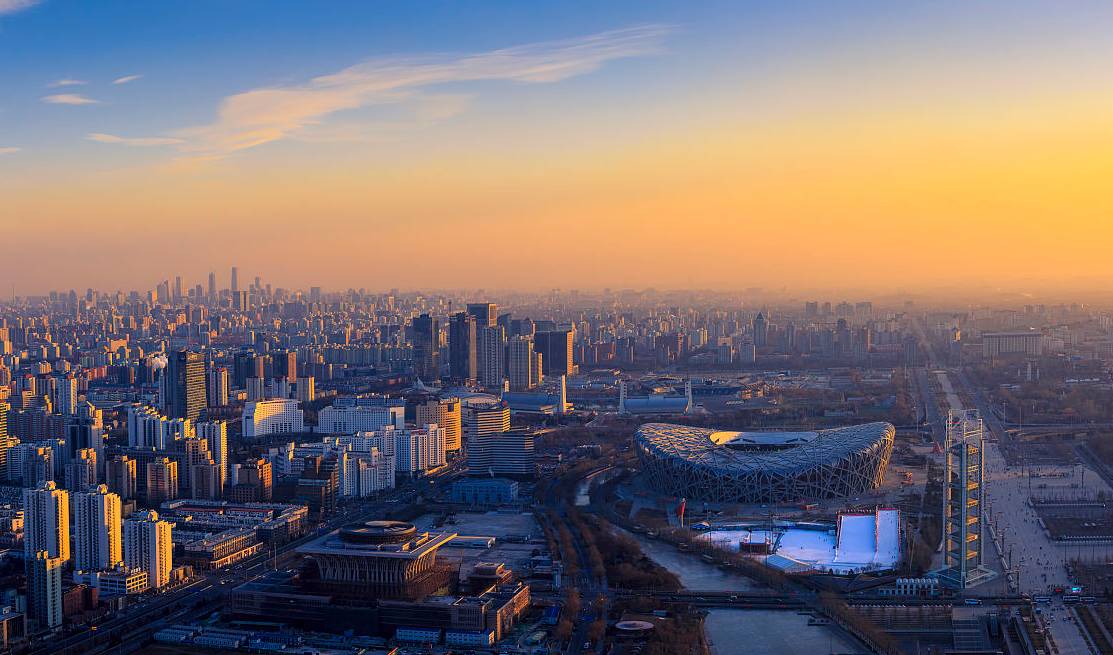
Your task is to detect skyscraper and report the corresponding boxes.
[412,313,439,381]
[72,484,123,571]
[507,336,538,391]
[533,329,574,377]
[466,302,497,328]
[477,325,506,388]
[207,271,217,300]
[231,266,239,293]
[124,510,173,590]
[448,312,477,383]
[164,350,207,422]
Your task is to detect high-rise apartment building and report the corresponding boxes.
[65,447,98,491]
[28,551,65,629]
[107,455,137,501]
[208,367,229,407]
[124,510,173,590]
[163,350,207,423]
[145,457,179,506]
[55,373,77,416]
[477,325,506,388]
[507,336,539,391]
[448,312,478,383]
[23,481,70,561]
[196,420,229,490]
[239,458,273,501]
[73,484,123,571]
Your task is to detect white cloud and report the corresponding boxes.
[174,24,670,159]
[48,78,86,87]
[113,74,143,85]
[0,0,40,16]
[0,146,20,154]
[42,93,99,105]
[86,132,182,146]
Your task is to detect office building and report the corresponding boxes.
[467,428,535,477]
[533,330,574,377]
[72,485,123,571]
[163,350,207,423]
[415,397,462,453]
[243,398,304,438]
[466,303,497,328]
[448,312,478,383]
[412,313,439,381]
[273,350,297,381]
[230,266,239,293]
[124,510,174,590]
[463,401,511,446]
[318,403,404,434]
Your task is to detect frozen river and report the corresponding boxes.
[622,529,863,654]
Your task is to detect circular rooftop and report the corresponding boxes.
[339,520,417,545]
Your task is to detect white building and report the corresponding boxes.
[395,425,447,475]
[23,481,70,561]
[196,421,229,490]
[124,510,173,590]
[72,485,122,571]
[317,404,403,434]
[128,404,192,449]
[243,399,304,438]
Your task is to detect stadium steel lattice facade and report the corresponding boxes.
[635,422,896,503]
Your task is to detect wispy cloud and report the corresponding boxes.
[113,74,143,85]
[48,78,86,87]
[0,147,20,155]
[171,24,669,160]
[0,0,39,16]
[42,93,100,105]
[87,132,182,146]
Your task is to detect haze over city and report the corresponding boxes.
[4,1,1113,295]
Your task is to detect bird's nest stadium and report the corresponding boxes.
[635,422,895,504]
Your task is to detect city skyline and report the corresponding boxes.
[3,1,1113,294]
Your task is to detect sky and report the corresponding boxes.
[2,1,1113,297]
